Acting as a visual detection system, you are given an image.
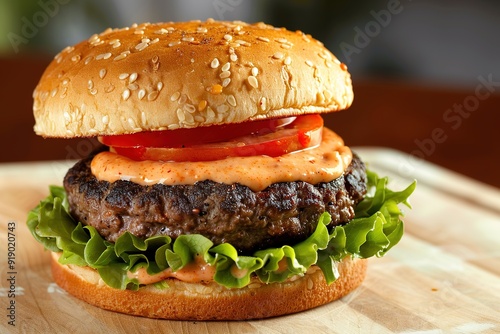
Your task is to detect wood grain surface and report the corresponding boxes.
[1,148,499,333]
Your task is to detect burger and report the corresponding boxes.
[27,20,415,320]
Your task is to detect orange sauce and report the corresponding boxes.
[128,256,216,285]
[91,128,352,191]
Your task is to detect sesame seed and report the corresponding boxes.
[284,56,292,65]
[272,52,284,60]
[96,53,112,60]
[99,69,107,79]
[170,91,181,101]
[138,89,146,100]
[222,78,231,87]
[221,62,230,72]
[318,51,331,60]
[184,104,196,113]
[251,67,259,76]
[151,38,160,44]
[71,55,81,62]
[134,29,145,35]
[102,115,109,124]
[84,56,94,65]
[129,73,138,83]
[247,76,259,89]
[63,111,70,122]
[91,40,105,46]
[113,52,129,61]
[305,60,314,67]
[141,112,147,125]
[184,110,194,124]
[230,53,238,62]
[227,95,237,107]
[157,82,163,91]
[259,97,267,111]
[168,41,181,47]
[127,118,137,129]
[88,80,94,90]
[50,88,58,97]
[280,44,291,49]
[206,107,215,122]
[127,83,139,91]
[198,100,207,111]
[152,55,159,64]
[176,108,185,122]
[224,34,233,41]
[135,42,149,51]
[197,27,208,33]
[109,39,119,45]
[62,79,69,85]
[105,84,115,93]
[210,84,223,95]
[154,28,169,35]
[142,38,151,43]
[182,36,195,42]
[89,88,98,95]
[220,71,231,79]
[122,89,131,101]
[275,38,288,44]
[235,40,250,46]
[119,73,129,80]
[148,91,159,101]
[88,34,99,43]
[211,58,220,69]
[178,94,187,104]
[217,105,229,113]
[257,36,270,42]
[62,45,74,53]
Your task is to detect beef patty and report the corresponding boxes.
[63,152,366,254]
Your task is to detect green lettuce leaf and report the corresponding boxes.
[26,170,415,289]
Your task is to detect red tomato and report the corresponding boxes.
[101,115,324,162]
[100,117,296,148]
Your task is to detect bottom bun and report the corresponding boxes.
[51,252,367,320]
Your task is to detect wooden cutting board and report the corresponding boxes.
[1,148,499,334]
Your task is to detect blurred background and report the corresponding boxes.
[1,0,499,187]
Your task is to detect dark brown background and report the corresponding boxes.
[2,55,499,189]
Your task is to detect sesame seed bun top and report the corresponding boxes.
[33,19,353,138]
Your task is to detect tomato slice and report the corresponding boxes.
[101,114,323,162]
[100,117,296,148]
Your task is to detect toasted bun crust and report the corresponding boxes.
[33,20,353,138]
[50,252,366,320]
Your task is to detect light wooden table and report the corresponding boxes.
[1,148,499,333]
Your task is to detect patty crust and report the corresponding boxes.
[63,152,366,254]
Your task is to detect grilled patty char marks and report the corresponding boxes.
[63,153,366,254]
